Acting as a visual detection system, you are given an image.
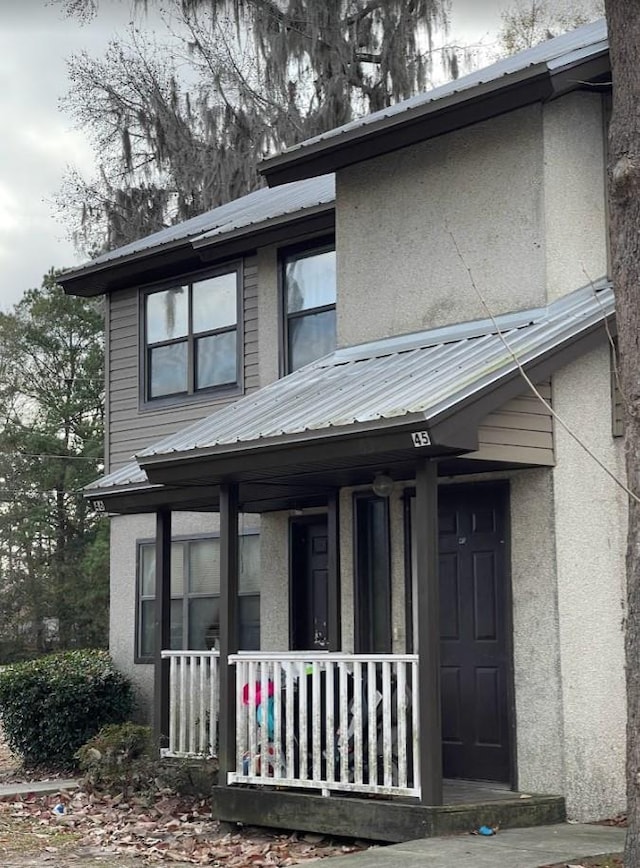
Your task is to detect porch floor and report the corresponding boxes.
[211,782,566,843]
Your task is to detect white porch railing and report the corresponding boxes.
[229,652,420,798]
[161,650,220,758]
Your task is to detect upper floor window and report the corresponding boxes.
[144,267,240,400]
[283,244,336,373]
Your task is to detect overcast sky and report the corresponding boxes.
[0,0,507,312]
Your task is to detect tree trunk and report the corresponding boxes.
[604,2,640,864]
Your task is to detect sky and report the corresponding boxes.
[0,0,507,313]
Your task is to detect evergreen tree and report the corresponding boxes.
[0,272,107,657]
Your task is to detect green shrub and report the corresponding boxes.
[0,650,134,768]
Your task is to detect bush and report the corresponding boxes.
[76,722,153,794]
[77,722,218,797]
[0,650,134,768]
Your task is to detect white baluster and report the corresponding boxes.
[382,660,392,787]
[396,661,408,789]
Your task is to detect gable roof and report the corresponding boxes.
[60,20,609,297]
[60,174,335,297]
[88,279,613,506]
[260,19,609,185]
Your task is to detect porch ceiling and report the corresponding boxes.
[88,280,613,515]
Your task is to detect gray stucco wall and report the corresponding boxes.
[335,104,546,346]
[551,343,627,820]
[543,92,608,300]
[259,512,290,651]
[510,469,565,796]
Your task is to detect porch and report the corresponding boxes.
[160,649,565,841]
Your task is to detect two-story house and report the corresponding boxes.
[59,19,626,841]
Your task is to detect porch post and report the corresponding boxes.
[327,491,341,651]
[415,459,442,805]
[218,483,239,785]
[153,508,171,751]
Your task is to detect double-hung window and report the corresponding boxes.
[137,533,260,660]
[283,244,336,373]
[144,267,240,400]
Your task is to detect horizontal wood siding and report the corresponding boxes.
[108,260,261,472]
[244,255,260,395]
[468,382,554,466]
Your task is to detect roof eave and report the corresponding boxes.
[138,414,477,487]
[59,241,200,298]
[260,53,609,187]
[60,202,336,298]
[192,203,335,259]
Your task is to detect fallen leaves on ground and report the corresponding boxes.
[0,788,373,865]
[538,856,623,868]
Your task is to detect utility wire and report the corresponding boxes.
[449,231,640,505]
[0,453,101,461]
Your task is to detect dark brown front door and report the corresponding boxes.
[290,517,329,650]
[438,484,511,783]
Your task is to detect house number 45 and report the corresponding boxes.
[411,431,431,447]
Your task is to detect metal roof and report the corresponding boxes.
[126,279,607,463]
[137,281,612,461]
[260,19,608,183]
[89,280,612,494]
[60,174,335,281]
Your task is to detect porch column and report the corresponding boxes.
[153,508,171,751]
[415,459,443,805]
[218,483,239,785]
[327,492,341,651]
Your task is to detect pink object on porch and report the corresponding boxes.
[242,680,275,706]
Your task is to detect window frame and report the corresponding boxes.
[134,529,260,663]
[139,261,243,408]
[279,237,336,375]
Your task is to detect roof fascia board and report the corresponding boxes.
[140,423,476,487]
[194,208,335,262]
[192,202,334,249]
[547,52,610,98]
[61,205,335,298]
[85,483,220,514]
[261,52,609,187]
[61,243,199,298]
[261,68,554,185]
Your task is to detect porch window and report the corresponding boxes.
[144,267,240,400]
[354,494,392,653]
[283,243,336,372]
[136,533,260,660]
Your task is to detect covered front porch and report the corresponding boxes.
[159,645,565,841]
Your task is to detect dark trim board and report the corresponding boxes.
[210,786,565,842]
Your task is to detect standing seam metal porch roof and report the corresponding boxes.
[92,280,614,480]
[88,280,613,494]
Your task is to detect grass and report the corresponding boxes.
[0,812,81,856]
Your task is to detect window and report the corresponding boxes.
[144,268,240,400]
[283,244,336,372]
[354,494,392,654]
[137,533,260,660]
